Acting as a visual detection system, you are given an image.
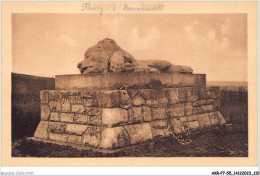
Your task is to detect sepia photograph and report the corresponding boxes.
[11,12,249,157]
[1,1,258,168]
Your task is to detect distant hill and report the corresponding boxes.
[12,72,55,140]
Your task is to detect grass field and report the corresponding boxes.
[12,73,55,140]
[11,74,248,157]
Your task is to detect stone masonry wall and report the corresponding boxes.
[34,86,225,149]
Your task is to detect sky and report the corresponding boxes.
[12,13,247,81]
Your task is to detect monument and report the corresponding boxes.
[34,38,226,150]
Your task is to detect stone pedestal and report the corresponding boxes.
[34,73,225,150]
[55,73,206,90]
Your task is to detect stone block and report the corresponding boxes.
[49,91,60,101]
[65,124,88,135]
[55,73,206,90]
[210,87,220,99]
[184,103,193,116]
[205,88,211,99]
[151,128,169,138]
[127,89,138,99]
[34,121,49,139]
[75,114,101,125]
[119,90,133,109]
[198,87,206,100]
[40,90,49,104]
[192,106,202,114]
[212,100,220,111]
[138,89,150,100]
[71,104,85,113]
[197,113,211,128]
[87,115,102,125]
[50,112,60,121]
[200,105,214,113]
[179,87,187,103]
[157,97,168,107]
[165,88,179,104]
[124,123,152,144]
[167,104,185,117]
[163,128,170,137]
[67,135,82,145]
[68,91,81,96]
[99,126,130,149]
[187,121,200,130]
[41,104,50,120]
[59,91,73,99]
[127,107,142,123]
[188,95,199,102]
[68,96,82,104]
[205,87,210,91]
[150,120,168,129]
[60,97,70,104]
[206,99,214,105]
[102,108,128,125]
[49,101,62,112]
[151,107,166,120]
[192,100,207,107]
[85,107,102,116]
[60,113,74,122]
[169,118,184,134]
[61,102,71,112]
[146,99,158,107]
[48,122,67,134]
[216,111,226,125]
[82,97,98,107]
[179,116,188,122]
[148,89,157,99]
[132,95,145,106]
[49,133,68,142]
[187,115,198,121]
[189,87,199,102]
[96,90,120,108]
[208,112,219,126]
[142,106,152,121]
[185,87,193,101]
[151,128,164,138]
[155,90,168,107]
[81,91,95,98]
[82,126,102,147]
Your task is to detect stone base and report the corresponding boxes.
[55,73,206,90]
[31,124,224,153]
[35,86,226,150]
[26,137,155,154]
[34,111,225,150]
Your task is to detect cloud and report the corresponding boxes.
[220,18,231,35]
[184,22,230,51]
[128,27,160,51]
[193,21,199,25]
[207,30,216,40]
[184,24,197,41]
[220,38,230,50]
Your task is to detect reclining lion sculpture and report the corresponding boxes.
[77,38,193,74]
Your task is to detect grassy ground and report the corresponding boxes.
[12,125,247,157]
[12,73,55,140]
